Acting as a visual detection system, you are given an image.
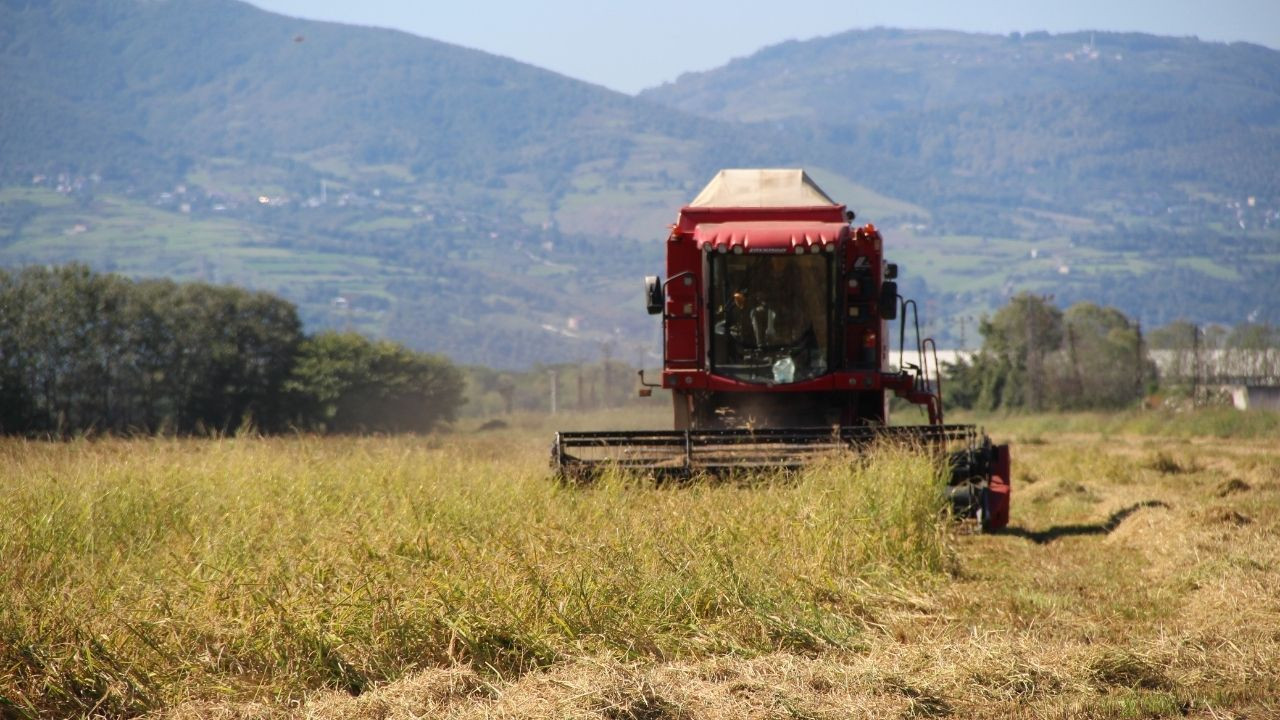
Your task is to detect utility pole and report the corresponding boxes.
[601,340,615,408]
[1191,325,1200,407]
[1025,299,1040,412]
[1067,322,1083,401]
[1134,321,1145,400]
[576,359,585,411]
[548,370,558,415]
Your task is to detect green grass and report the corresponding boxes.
[3,407,1279,718]
[342,217,418,234]
[0,186,76,208]
[952,406,1280,440]
[1174,256,1241,282]
[0,436,948,717]
[0,191,390,301]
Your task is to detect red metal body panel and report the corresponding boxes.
[661,369,883,392]
[664,236,703,369]
[986,444,1012,530]
[692,221,849,252]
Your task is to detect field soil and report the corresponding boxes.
[2,413,1278,719]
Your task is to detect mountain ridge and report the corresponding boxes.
[2,3,1277,366]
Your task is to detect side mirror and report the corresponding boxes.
[879,281,898,320]
[644,275,663,315]
[885,262,898,280]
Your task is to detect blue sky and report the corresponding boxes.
[248,0,1280,93]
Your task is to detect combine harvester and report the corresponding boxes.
[553,169,1010,531]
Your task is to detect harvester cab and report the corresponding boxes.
[553,169,1010,532]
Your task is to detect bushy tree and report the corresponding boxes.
[960,293,1063,410]
[945,294,1154,411]
[0,265,304,434]
[0,265,462,436]
[1052,303,1155,409]
[287,332,463,433]
[1226,323,1280,351]
[164,282,302,432]
[1147,320,1201,382]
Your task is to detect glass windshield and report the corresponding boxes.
[709,253,833,384]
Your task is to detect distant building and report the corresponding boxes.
[1230,386,1280,411]
[1151,349,1280,411]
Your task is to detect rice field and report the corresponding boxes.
[1,410,1278,718]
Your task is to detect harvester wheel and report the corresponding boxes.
[981,444,1011,532]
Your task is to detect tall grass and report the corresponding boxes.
[0,435,949,717]
[950,406,1280,439]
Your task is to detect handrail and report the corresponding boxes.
[922,337,943,425]
[661,270,702,366]
[897,297,925,392]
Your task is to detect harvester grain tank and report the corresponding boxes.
[552,169,1010,531]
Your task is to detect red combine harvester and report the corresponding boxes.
[552,169,1010,531]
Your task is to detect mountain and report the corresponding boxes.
[642,29,1280,209]
[641,29,1280,331]
[1,6,1277,363]
[0,0,809,365]
[2,0,699,183]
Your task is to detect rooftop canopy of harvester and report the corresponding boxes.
[688,168,838,208]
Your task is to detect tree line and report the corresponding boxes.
[943,294,1280,411]
[0,265,462,436]
[943,294,1156,411]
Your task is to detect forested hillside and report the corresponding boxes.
[643,29,1280,214]
[642,29,1280,334]
[2,0,734,184]
[2,3,1277,364]
[0,0,785,364]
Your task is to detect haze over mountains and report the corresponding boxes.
[2,0,1277,366]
